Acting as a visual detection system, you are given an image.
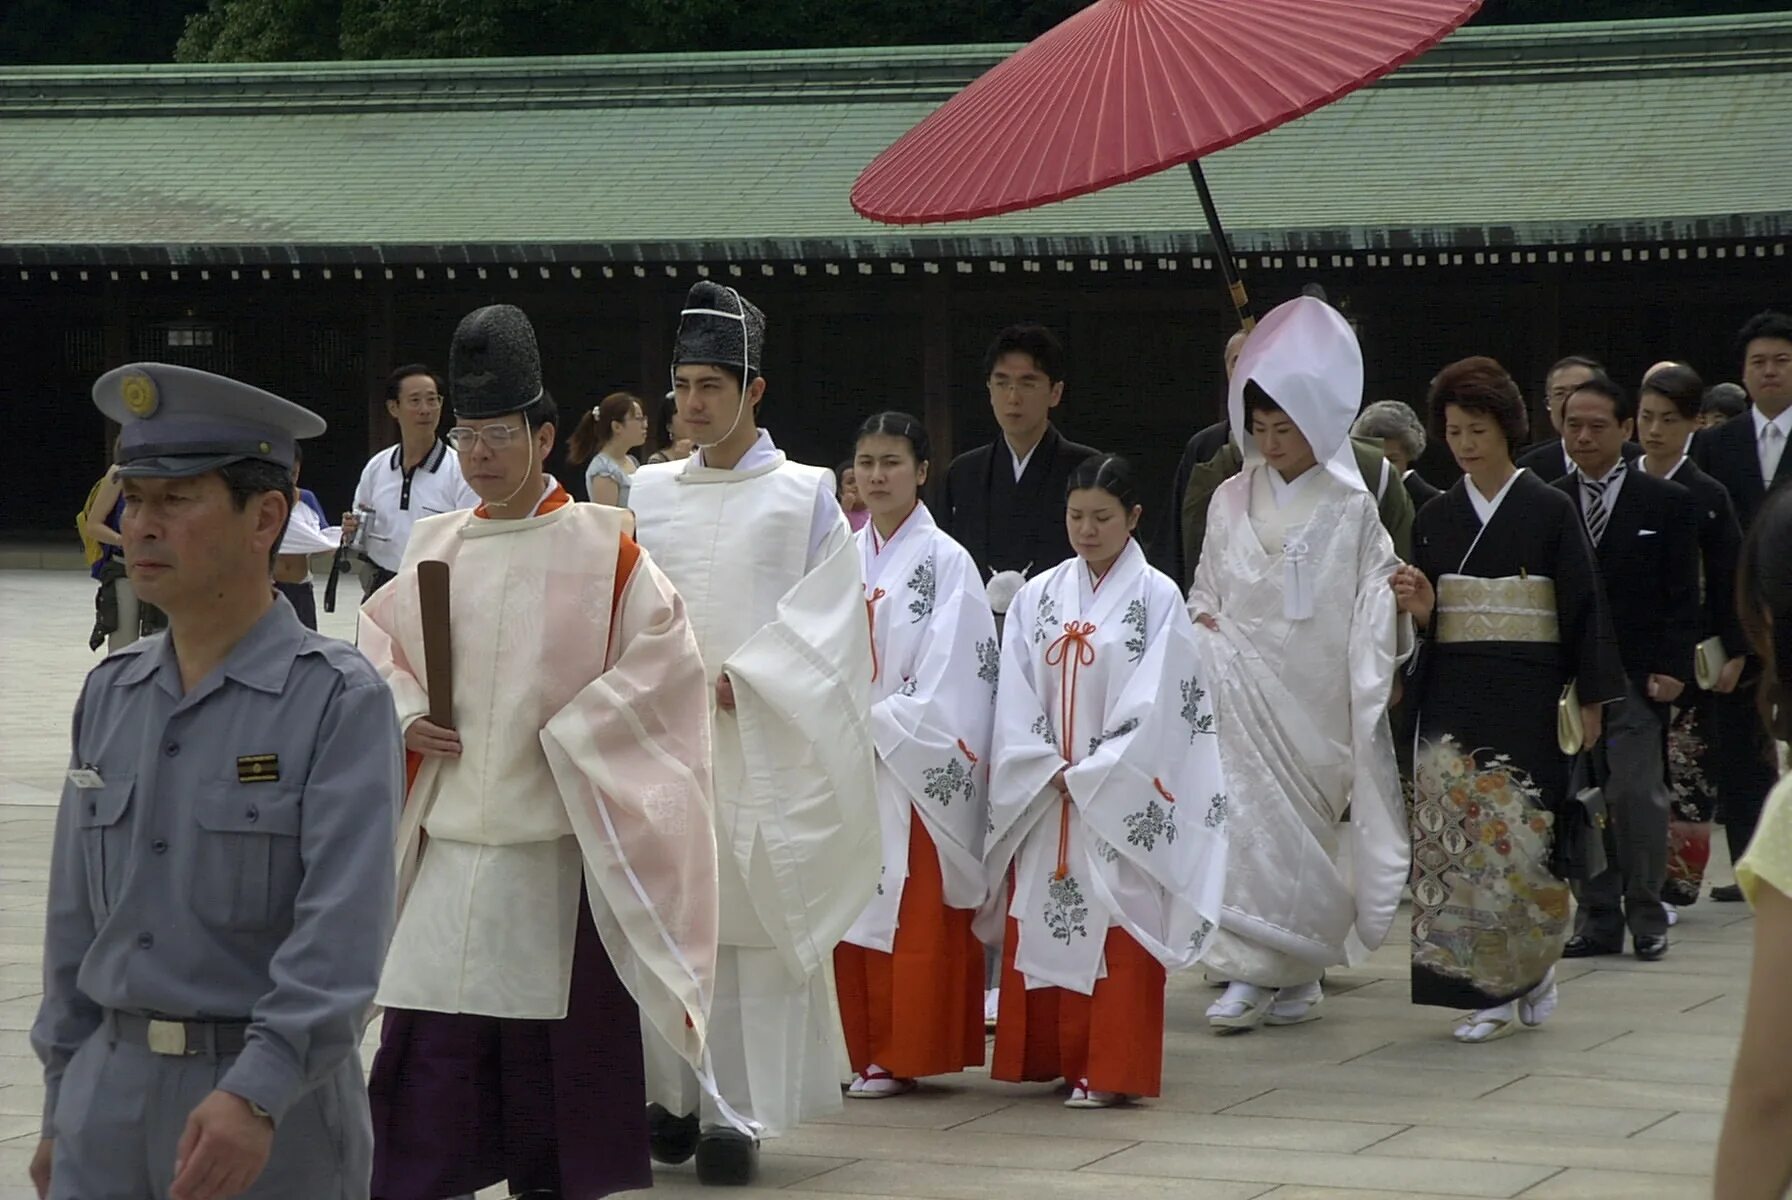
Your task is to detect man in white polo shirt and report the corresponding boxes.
[341,363,478,597]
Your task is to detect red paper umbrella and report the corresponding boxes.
[852,0,1482,327]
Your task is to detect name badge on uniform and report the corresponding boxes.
[67,767,104,789]
[236,754,280,784]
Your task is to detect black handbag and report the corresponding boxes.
[1548,753,1609,882]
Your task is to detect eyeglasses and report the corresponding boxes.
[446,424,523,451]
[989,378,1051,397]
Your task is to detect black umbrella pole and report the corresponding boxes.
[1188,160,1254,333]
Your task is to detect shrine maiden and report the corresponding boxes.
[835,412,995,1099]
[1188,296,1412,1033]
[987,454,1228,1108]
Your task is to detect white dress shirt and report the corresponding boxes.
[1754,406,1792,486]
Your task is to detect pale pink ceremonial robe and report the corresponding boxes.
[358,490,719,1069]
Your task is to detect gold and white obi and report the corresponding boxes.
[1434,574,1559,645]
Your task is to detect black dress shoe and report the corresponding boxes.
[1712,884,1745,903]
[647,1103,701,1165]
[1563,934,1623,958]
[694,1130,759,1186]
[507,1192,560,1200]
[1635,934,1669,961]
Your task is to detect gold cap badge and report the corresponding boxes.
[119,371,159,418]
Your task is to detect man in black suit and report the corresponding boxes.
[1636,364,1747,907]
[940,323,1098,586]
[1517,354,1642,479]
[1556,373,1701,962]
[1689,309,1792,894]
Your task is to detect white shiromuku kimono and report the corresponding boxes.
[845,503,997,951]
[630,431,879,1137]
[986,539,1228,994]
[1189,463,1412,986]
[357,494,719,1072]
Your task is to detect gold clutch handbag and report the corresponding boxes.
[1694,637,1728,691]
[1558,681,1584,756]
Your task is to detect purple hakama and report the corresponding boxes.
[369,890,650,1200]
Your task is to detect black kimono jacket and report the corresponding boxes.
[939,424,1098,580]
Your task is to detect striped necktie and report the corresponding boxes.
[1582,467,1620,545]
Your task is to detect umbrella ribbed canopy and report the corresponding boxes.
[852,0,1482,224]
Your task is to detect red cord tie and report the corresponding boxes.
[956,738,979,765]
[1043,621,1097,880]
[1153,778,1177,805]
[866,587,887,682]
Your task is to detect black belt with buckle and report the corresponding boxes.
[108,1011,251,1057]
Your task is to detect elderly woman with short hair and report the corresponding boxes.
[1354,400,1443,513]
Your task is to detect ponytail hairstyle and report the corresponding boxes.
[1065,452,1141,512]
[1738,485,1792,743]
[854,411,931,467]
[566,391,642,465]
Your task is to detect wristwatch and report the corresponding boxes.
[247,1100,273,1123]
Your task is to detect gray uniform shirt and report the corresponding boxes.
[31,599,401,1132]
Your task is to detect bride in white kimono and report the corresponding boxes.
[835,412,995,1098]
[987,454,1228,1108]
[1188,296,1412,1033]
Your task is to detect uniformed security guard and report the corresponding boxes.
[30,363,402,1200]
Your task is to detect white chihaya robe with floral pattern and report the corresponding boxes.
[846,504,998,951]
[986,540,1229,994]
[1188,465,1411,987]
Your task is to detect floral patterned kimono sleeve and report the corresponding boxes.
[985,580,1066,892]
[1070,579,1229,971]
[869,541,999,892]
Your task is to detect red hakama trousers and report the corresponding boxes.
[990,912,1166,1098]
[834,819,986,1079]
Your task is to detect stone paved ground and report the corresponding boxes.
[0,569,1745,1199]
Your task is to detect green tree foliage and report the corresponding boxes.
[0,0,204,65]
[4,0,1787,66]
[176,0,341,60]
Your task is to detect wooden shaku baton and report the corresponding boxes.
[416,559,454,730]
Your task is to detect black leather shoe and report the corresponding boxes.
[1712,884,1745,902]
[695,1130,759,1186]
[507,1192,560,1200]
[1635,934,1669,961]
[647,1103,701,1165]
[1563,934,1623,958]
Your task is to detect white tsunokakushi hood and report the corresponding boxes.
[1227,295,1368,496]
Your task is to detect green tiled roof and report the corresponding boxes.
[1,13,1788,262]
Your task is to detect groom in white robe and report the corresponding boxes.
[1188,297,1412,1032]
[631,282,879,1186]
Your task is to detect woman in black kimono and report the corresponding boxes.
[1392,358,1624,1044]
